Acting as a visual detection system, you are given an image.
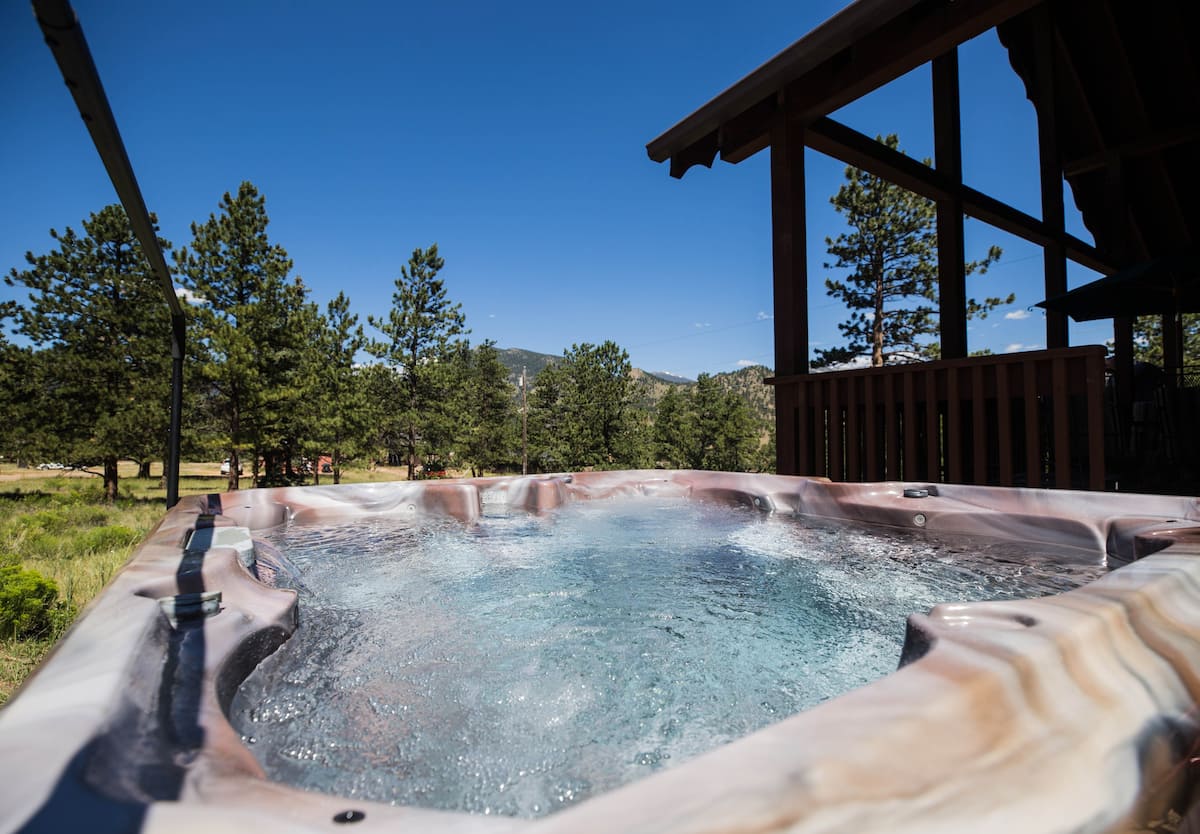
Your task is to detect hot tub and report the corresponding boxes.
[3,470,1200,833]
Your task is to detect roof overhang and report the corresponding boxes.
[647,0,1040,178]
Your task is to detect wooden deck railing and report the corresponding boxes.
[768,346,1107,489]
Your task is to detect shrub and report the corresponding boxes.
[0,556,71,639]
[76,525,140,555]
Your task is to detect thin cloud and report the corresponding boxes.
[175,287,205,305]
[1004,342,1044,353]
[693,322,710,329]
[756,311,773,320]
[1004,309,1031,320]
[736,359,756,367]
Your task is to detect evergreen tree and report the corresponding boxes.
[652,386,693,468]
[689,373,757,471]
[175,182,300,490]
[0,305,37,467]
[257,280,323,485]
[300,292,368,484]
[816,134,1010,367]
[454,341,519,476]
[527,341,645,470]
[367,244,468,480]
[5,206,173,501]
[527,360,570,472]
[359,362,407,467]
[1132,314,1200,368]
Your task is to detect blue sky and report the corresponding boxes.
[1,0,1113,380]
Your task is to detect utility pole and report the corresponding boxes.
[521,366,528,475]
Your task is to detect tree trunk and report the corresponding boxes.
[138,460,152,478]
[872,267,886,367]
[104,457,119,503]
[406,423,417,481]
[228,404,241,491]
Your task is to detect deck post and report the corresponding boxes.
[770,119,810,475]
[933,49,967,360]
[1034,5,1069,349]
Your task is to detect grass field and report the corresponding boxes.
[0,460,423,705]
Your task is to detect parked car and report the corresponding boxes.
[220,459,244,476]
[36,462,65,470]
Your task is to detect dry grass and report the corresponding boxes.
[0,639,51,707]
[0,470,169,704]
[0,460,426,705]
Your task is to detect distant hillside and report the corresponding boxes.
[647,370,695,385]
[709,365,775,425]
[629,368,689,412]
[494,348,773,423]
[496,348,559,388]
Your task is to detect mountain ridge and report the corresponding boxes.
[495,347,773,421]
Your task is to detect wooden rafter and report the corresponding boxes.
[805,116,1116,275]
[1092,0,1191,250]
[1062,123,1200,177]
[650,0,1040,177]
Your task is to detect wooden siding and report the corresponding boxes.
[768,346,1106,489]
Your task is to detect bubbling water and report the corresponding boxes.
[229,497,1103,818]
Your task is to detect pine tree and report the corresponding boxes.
[175,182,301,490]
[5,205,173,501]
[652,387,693,468]
[816,134,1010,367]
[1131,314,1200,368]
[527,341,646,471]
[367,244,468,480]
[300,292,368,484]
[0,304,38,467]
[689,373,757,471]
[527,360,570,473]
[454,341,519,476]
[359,362,407,467]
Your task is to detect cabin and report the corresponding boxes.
[647,0,1199,492]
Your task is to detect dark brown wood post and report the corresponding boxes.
[1106,155,1134,462]
[770,119,810,475]
[1113,315,1134,453]
[933,49,967,360]
[1034,6,1069,349]
[1163,312,1181,387]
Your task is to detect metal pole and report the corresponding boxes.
[166,318,184,507]
[521,367,528,475]
[33,0,185,506]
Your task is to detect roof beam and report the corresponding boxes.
[1061,123,1200,177]
[1092,1,1191,250]
[647,0,928,166]
[657,0,1041,175]
[805,116,1116,275]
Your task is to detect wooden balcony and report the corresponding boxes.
[768,346,1107,489]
